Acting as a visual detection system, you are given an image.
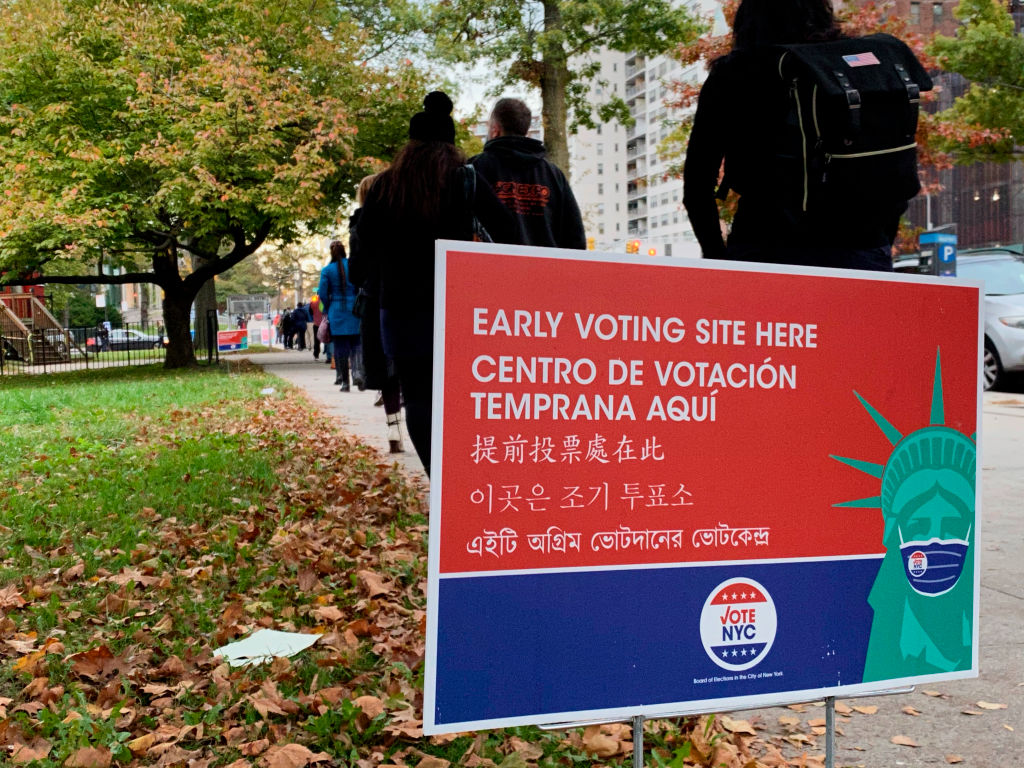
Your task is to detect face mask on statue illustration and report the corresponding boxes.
[898,525,970,597]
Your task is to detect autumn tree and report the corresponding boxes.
[0,0,425,367]
[929,0,1021,162]
[427,0,705,173]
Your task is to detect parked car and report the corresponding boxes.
[955,251,1024,390]
[97,329,166,352]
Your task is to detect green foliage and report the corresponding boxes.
[929,0,1021,161]
[64,287,123,328]
[427,0,704,167]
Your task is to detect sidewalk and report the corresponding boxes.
[239,348,428,486]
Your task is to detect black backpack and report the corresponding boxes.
[768,33,933,225]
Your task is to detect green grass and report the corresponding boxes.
[0,365,718,768]
[0,365,283,579]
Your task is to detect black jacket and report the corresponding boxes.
[683,50,899,269]
[470,136,586,250]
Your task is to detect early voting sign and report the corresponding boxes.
[424,242,982,735]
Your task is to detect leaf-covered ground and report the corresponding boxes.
[0,364,862,768]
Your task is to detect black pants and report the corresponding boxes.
[395,355,432,476]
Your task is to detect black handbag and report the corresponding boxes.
[352,287,369,319]
[462,164,493,243]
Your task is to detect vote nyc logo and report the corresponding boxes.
[699,578,777,671]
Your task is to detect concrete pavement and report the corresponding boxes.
[238,347,428,487]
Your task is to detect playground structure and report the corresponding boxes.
[0,292,84,366]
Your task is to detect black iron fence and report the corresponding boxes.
[0,319,228,377]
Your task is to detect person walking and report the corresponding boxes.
[292,302,309,352]
[682,0,930,271]
[470,97,586,249]
[355,90,518,475]
[317,241,362,392]
[309,294,325,360]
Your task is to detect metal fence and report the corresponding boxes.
[0,318,219,377]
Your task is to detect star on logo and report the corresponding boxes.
[731,592,739,600]
[740,648,748,656]
[740,591,748,599]
[721,649,730,658]
[731,649,739,657]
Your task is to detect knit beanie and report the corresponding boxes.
[408,91,456,144]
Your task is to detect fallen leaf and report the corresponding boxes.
[127,734,156,755]
[891,735,919,747]
[902,706,921,716]
[10,738,52,764]
[852,705,878,715]
[720,715,757,735]
[961,710,984,716]
[353,695,385,720]
[64,747,113,767]
[418,757,451,768]
[357,569,390,598]
[582,726,620,758]
[241,740,270,757]
[778,715,801,728]
[508,737,544,761]
[258,744,331,768]
[1004,724,1015,732]
[807,718,826,727]
[945,756,963,764]
[834,702,853,715]
[922,689,944,697]
[977,701,1008,710]
[313,605,344,623]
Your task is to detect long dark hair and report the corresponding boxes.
[732,0,841,50]
[376,139,467,220]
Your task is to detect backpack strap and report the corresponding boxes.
[832,69,862,134]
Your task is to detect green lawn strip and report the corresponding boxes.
[0,365,735,767]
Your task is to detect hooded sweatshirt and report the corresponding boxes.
[470,135,586,250]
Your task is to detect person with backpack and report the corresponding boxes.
[683,0,932,271]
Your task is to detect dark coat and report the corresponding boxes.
[469,135,586,250]
[317,260,360,337]
[354,166,519,359]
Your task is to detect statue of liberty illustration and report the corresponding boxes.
[831,349,975,681]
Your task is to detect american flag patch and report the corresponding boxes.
[843,51,881,67]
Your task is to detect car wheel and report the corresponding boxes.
[983,342,1003,391]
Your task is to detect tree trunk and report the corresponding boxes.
[140,283,150,328]
[162,286,198,369]
[541,0,570,176]
[191,254,218,353]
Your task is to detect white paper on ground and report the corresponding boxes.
[213,629,320,667]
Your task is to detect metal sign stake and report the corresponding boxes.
[633,715,644,768]
[825,696,835,768]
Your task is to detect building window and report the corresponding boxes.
[599,225,605,235]
[933,2,943,23]
[615,203,620,212]
[665,243,673,257]
[597,183,604,195]
[597,143,604,156]
[596,125,602,135]
[597,163,604,175]
[910,1,920,24]
[616,223,621,232]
